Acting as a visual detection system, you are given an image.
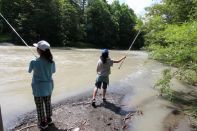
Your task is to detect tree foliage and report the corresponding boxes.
[146,1,197,124]
[144,0,197,86]
[0,0,143,49]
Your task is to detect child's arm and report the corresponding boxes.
[28,60,34,73]
[96,65,99,74]
[113,56,126,63]
[96,60,100,74]
[52,62,56,73]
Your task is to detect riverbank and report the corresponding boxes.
[13,84,196,131]
[13,90,138,131]
[13,77,196,131]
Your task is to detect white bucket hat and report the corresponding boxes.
[33,40,50,51]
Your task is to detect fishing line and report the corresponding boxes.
[0,13,37,58]
[118,29,141,69]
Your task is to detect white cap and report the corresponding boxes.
[33,40,50,51]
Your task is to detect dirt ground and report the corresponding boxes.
[13,84,196,131]
[14,91,135,131]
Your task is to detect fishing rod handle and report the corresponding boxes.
[118,58,126,69]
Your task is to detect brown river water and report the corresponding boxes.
[0,46,188,130]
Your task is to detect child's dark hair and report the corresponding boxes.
[100,52,108,64]
[40,49,53,63]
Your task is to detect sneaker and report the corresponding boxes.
[91,99,96,107]
[47,117,53,125]
[39,121,48,129]
[103,98,106,102]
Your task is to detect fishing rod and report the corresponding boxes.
[0,13,37,58]
[118,29,141,69]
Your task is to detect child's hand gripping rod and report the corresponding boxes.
[0,13,37,58]
[118,30,141,69]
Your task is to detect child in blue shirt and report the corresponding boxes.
[28,40,55,129]
[92,49,126,107]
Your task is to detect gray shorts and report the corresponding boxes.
[95,81,108,89]
[95,75,109,89]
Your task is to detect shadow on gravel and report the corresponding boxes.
[41,124,66,131]
[97,101,132,116]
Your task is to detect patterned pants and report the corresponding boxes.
[34,96,52,122]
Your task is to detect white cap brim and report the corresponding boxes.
[33,40,50,51]
[33,43,38,47]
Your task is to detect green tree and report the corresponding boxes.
[86,0,140,49]
[110,0,141,49]
[1,0,141,49]
[61,0,84,45]
[1,0,63,46]
[189,0,197,20]
[0,0,1,11]
[86,0,116,48]
[1,0,84,46]
[144,0,197,85]
[109,0,122,48]
[71,0,87,13]
[0,0,2,33]
[146,0,197,24]
[118,4,137,49]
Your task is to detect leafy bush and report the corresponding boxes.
[155,69,174,101]
[147,21,197,85]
